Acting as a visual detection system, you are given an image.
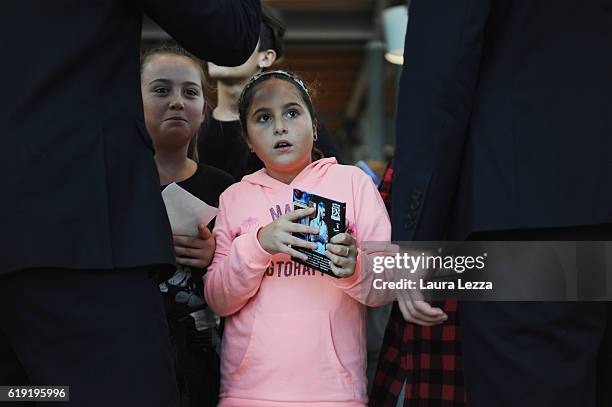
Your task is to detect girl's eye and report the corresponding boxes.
[185,88,200,97]
[286,109,300,119]
[257,114,271,123]
[153,87,168,95]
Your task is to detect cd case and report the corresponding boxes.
[292,188,346,277]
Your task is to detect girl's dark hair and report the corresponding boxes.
[140,44,206,162]
[260,6,286,59]
[238,70,324,172]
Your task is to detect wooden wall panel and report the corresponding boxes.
[276,47,364,133]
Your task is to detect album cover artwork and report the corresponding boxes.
[292,188,346,277]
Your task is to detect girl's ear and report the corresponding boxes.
[258,49,277,69]
[312,125,318,142]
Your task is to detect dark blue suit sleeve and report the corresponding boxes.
[392,0,490,241]
[142,0,261,66]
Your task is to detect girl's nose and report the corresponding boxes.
[274,123,288,135]
[169,98,185,110]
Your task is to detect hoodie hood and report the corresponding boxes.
[241,157,338,189]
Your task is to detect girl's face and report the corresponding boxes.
[245,78,315,181]
[141,54,204,153]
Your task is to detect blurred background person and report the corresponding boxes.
[198,6,341,180]
[392,1,612,406]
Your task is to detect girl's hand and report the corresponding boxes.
[257,207,319,260]
[173,224,216,268]
[325,233,357,278]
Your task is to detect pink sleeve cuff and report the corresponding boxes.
[232,226,272,269]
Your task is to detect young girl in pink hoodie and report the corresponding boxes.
[204,70,391,407]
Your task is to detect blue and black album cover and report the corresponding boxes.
[292,188,346,277]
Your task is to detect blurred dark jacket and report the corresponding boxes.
[1,0,261,274]
[393,0,612,241]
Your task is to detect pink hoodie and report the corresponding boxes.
[204,158,391,407]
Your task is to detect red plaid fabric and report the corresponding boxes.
[378,160,394,215]
[370,161,467,407]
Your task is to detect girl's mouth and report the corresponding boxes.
[164,116,188,122]
[274,140,293,151]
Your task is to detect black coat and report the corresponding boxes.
[1,0,261,274]
[392,0,612,241]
